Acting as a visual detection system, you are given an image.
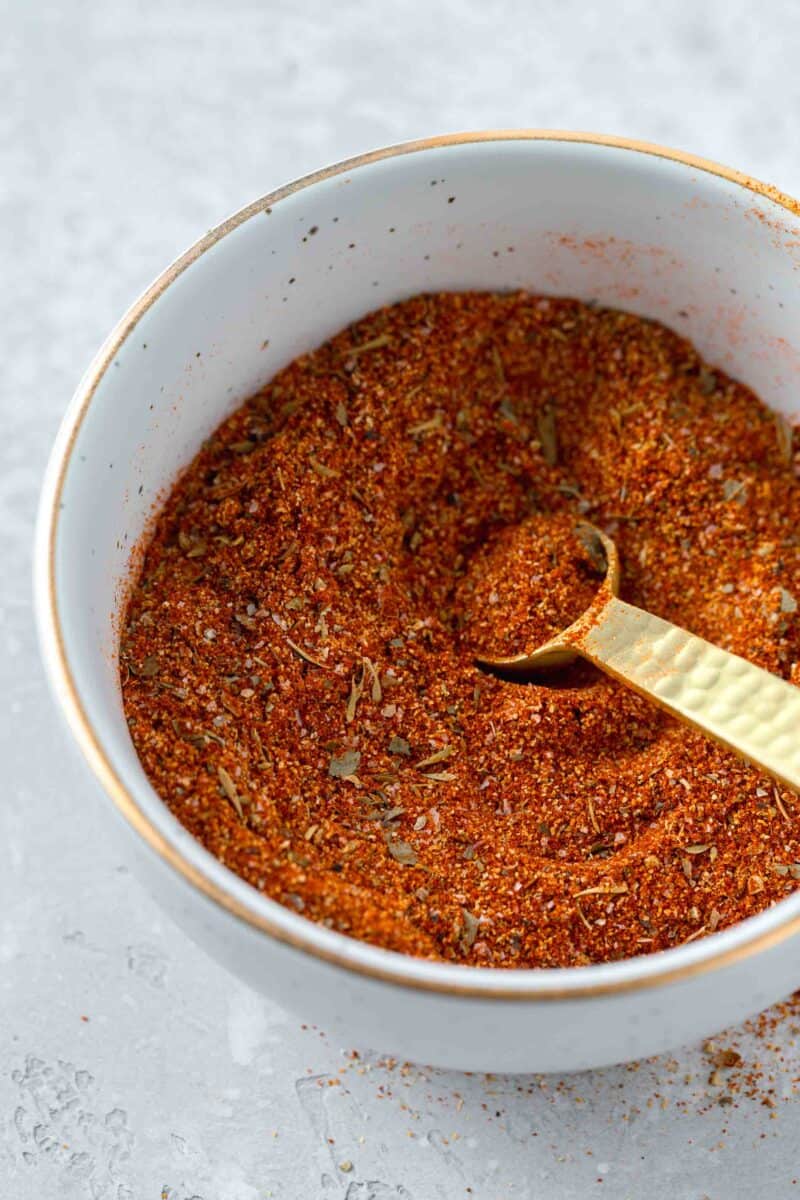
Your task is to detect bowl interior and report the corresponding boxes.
[42,134,800,984]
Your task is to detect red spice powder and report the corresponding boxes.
[121,292,800,967]
[455,511,603,658]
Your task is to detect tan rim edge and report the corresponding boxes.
[43,129,800,1001]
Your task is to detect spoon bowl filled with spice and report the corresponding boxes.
[36,132,800,1072]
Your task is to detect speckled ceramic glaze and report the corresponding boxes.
[34,133,800,1072]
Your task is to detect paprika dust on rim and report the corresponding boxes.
[121,291,800,969]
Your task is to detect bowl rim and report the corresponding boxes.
[35,128,800,1001]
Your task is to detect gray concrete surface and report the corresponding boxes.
[3,1,800,1195]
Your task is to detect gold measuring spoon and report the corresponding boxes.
[476,522,800,793]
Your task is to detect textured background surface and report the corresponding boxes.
[4,1,800,1196]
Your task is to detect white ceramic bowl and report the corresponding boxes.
[35,132,800,1072]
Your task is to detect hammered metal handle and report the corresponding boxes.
[575,596,800,792]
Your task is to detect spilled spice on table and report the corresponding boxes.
[121,291,800,967]
[297,990,800,1134]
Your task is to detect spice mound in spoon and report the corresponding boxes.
[121,291,800,970]
[455,513,605,659]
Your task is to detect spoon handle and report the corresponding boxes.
[576,596,800,792]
